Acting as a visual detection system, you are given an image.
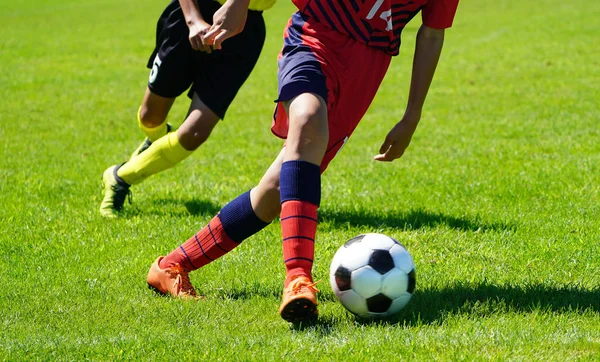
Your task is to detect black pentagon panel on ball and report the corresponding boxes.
[366,293,392,313]
[407,269,416,294]
[369,249,395,274]
[344,234,366,247]
[334,266,352,291]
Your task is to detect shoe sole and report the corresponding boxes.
[280,298,318,323]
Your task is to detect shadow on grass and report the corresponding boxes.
[183,199,221,216]
[211,284,282,300]
[358,283,600,327]
[125,198,221,217]
[209,282,339,303]
[320,208,515,232]
[210,282,598,331]
[288,314,340,335]
[141,199,513,234]
[149,279,598,333]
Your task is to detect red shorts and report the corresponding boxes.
[272,12,392,172]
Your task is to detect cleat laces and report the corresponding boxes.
[167,264,197,297]
[288,279,320,296]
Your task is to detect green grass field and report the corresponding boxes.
[1,0,599,360]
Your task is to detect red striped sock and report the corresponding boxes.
[281,200,318,286]
[160,215,238,271]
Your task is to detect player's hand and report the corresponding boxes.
[374,113,421,162]
[203,0,249,50]
[188,20,213,53]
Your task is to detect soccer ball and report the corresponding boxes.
[329,233,416,318]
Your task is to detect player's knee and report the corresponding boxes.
[291,103,324,126]
[138,107,167,128]
[290,109,328,146]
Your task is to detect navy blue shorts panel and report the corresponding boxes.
[146,0,266,119]
[275,13,328,105]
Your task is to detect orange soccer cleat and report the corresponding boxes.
[147,256,199,299]
[279,275,319,322]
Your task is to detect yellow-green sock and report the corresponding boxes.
[138,106,169,142]
[117,132,193,185]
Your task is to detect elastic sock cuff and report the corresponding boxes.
[163,132,193,163]
[280,160,321,206]
[219,191,270,243]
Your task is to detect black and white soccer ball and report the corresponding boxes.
[329,233,416,318]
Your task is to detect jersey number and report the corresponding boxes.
[366,0,392,31]
[149,55,162,84]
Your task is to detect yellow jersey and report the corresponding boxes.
[216,0,276,11]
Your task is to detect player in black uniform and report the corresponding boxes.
[100,0,275,217]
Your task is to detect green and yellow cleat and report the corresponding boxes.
[99,164,131,218]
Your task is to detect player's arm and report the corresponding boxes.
[375,0,459,162]
[179,0,213,53]
[374,25,445,162]
[203,0,250,50]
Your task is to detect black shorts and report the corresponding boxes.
[146,0,266,119]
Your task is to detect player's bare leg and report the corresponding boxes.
[115,92,220,185]
[147,148,282,297]
[100,88,176,217]
[278,93,328,322]
[131,90,219,157]
[249,149,285,222]
[147,156,284,297]
[282,94,329,165]
[177,93,220,151]
[101,92,220,217]
[130,88,176,158]
[140,87,175,127]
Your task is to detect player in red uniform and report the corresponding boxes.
[146,0,460,322]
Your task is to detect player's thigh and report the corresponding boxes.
[283,93,329,164]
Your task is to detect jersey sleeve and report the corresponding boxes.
[421,0,460,29]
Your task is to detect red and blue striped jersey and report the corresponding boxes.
[291,0,459,55]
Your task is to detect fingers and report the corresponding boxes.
[378,139,392,154]
[373,153,394,162]
[211,29,230,50]
[374,140,404,162]
[203,27,233,50]
[202,26,221,46]
[190,36,212,53]
[200,42,212,54]
[374,152,402,162]
[374,142,393,162]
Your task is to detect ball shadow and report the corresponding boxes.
[357,282,600,326]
